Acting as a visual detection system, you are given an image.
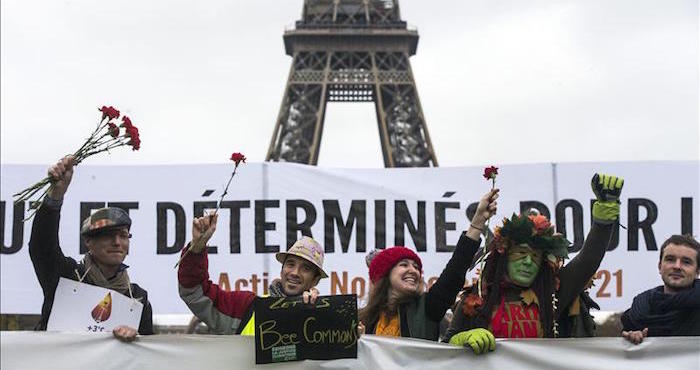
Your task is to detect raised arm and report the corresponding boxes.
[178,213,256,334]
[29,156,80,294]
[424,189,498,321]
[557,173,624,314]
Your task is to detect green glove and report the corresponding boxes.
[591,173,624,224]
[448,328,496,355]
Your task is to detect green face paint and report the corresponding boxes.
[506,244,543,287]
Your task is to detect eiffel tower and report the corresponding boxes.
[265,0,438,167]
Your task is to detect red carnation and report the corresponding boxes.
[125,125,139,139]
[175,150,246,268]
[108,123,119,138]
[128,136,141,151]
[121,116,133,129]
[99,106,120,120]
[14,105,142,221]
[483,166,498,180]
[125,123,140,151]
[230,152,246,166]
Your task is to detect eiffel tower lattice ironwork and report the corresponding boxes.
[265,0,438,167]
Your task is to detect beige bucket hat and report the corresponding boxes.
[275,236,328,279]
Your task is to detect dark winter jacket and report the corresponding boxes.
[29,202,153,334]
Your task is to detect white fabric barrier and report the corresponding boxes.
[1,161,698,314]
[1,332,699,370]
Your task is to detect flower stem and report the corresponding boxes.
[212,165,239,217]
[14,113,137,222]
[13,177,51,203]
[22,186,50,221]
[75,119,108,157]
[174,164,241,269]
[477,178,496,298]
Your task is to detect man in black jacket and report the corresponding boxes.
[29,155,153,341]
[621,234,700,344]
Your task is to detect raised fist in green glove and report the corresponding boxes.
[591,173,624,224]
[448,328,496,355]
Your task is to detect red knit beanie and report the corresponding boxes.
[368,246,422,283]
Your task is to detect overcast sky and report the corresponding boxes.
[1,0,697,168]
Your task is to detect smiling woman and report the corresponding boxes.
[359,246,426,338]
[357,188,499,351]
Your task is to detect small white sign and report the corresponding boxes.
[47,277,143,333]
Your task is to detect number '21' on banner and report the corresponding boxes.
[254,294,358,364]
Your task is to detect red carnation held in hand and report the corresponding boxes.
[108,123,119,138]
[99,106,120,120]
[14,105,142,220]
[230,152,246,166]
[483,166,498,180]
[174,150,247,268]
[121,116,133,129]
[122,117,140,150]
[128,136,141,151]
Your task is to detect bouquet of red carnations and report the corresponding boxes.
[13,105,141,219]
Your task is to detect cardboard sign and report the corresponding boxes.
[47,277,143,333]
[254,294,358,364]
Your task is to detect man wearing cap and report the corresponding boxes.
[178,213,327,335]
[29,156,154,341]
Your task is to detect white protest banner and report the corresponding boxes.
[47,278,143,333]
[2,332,699,370]
[1,161,698,314]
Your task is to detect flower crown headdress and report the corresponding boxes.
[462,212,571,320]
[492,212,570,267]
